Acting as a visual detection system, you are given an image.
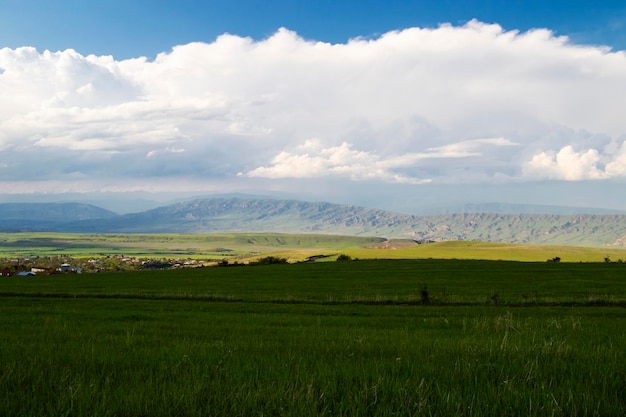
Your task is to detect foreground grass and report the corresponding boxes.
[1,298,625,416]
[1,260,626,415]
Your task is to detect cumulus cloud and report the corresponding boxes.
[524,141,626,180]
[244,137,518,183]
[524,146,605,180]
[1,21,626,194]
[243,140,430,184]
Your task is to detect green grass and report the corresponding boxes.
[341,240,626,263]
[0,232,385,259]
[2,232,626,263]
[1,298,625,416]
[2,259,625,305]
[1,259,626,415]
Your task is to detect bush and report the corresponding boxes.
[253,256,288,265]
[419,284,431,305]
[336,254,352,262]
[490,293,500,306]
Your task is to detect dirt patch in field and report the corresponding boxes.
[365,240,418,249]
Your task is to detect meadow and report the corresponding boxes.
[1,259,626,416]
[0,232,384,259]
[2,231,626,263]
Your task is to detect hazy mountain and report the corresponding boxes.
[2,198,626,247]
[0,203,118,231]
[63,198,419,235]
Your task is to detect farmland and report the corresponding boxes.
[0,232,385,259]
[1,257,626,416]
[2,232,626,264]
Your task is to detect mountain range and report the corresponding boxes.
[0,198,625,248]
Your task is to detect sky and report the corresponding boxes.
[1,0,626,213]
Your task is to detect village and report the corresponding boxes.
[0,255,208,276]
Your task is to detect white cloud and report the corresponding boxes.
[414,137,518,160]
[523,142,626,180]
[1,21,626,194]
[524,146,605,180]
[244,138,518,183]
[605,142,626,176]
[244,141,429,183]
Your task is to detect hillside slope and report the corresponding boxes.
[64,198,418,235]
[55,197,626,247]
[0,203,118,231]
[409,212,626,247]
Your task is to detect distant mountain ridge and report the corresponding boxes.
[0,203,118,231]
[62,198,420,235]
[1,198,626,247]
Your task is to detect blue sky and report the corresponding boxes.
[1,1,626,213]
[2,0,626,58]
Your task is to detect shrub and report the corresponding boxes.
[336,254,352,262]
[419,284,431,305]
[253,256,288,265]
[490,293,500,306]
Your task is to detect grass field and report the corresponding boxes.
[0,232,385,260]
[2,232,626,263]
[341,240,626,263]
[2,259,626,305]
[1,259,626,416]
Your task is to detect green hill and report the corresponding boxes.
[0,203,118,231]
[2,198,626,247]
[68,198,626,247]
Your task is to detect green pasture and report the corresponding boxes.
[339,240,626,263]
[2,258,626,415]
[0,232,384,259]
[1,259,626,305]
[1,232,626,263]
[2,297,625,416]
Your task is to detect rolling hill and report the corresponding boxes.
[0,203,118,232]
[1,198,626,247]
